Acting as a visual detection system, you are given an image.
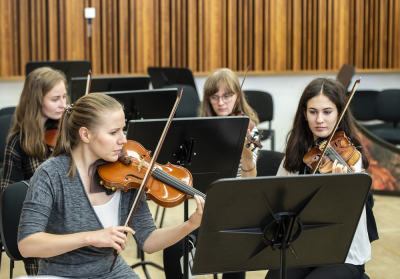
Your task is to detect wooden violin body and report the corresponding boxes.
[303,131,360,173]
[44,122,59,147]
[97,140,197,208]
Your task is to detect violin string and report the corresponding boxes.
[152,168,206,199]
[326,147,353,173]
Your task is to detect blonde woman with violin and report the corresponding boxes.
[163,68,260,279]
[265,78,378,279]
[18,93,205,278]
[0,67,67,276]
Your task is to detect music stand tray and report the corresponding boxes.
[192,174,371,276]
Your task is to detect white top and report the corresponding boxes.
[93,190,121,228]
[276,155,371,265]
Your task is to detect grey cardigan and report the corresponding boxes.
[18,154,157,278]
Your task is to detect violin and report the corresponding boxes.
[44,122,59,147]
[97,140,206,207]
[303,131,360,174]
[303,78,361,174]
[230,64,263,150]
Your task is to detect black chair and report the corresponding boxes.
[0,180,29,278]
[336,64,356,91]
[0,107,16,118]
[244,90,275,151]
[371,89,400,145]
[163,84,200,118]
[0,114,14,172]
[256,150,284,176]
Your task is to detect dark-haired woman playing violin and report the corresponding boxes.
[18,93,205,278]
[164,68,260,279]
[265,78,378,279]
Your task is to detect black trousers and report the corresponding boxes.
[265,264,365,279]
[163,228,245,279]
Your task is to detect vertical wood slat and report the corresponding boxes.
[1,0,400,77]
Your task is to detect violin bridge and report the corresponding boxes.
[138,159,145,172]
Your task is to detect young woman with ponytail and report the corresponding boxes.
[17,93,205,278]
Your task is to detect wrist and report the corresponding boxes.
[241,164,256,172]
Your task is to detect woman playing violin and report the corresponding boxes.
[199,68,260,178]
[18,93,205,278]
[265,77,377,279]
[163,68,260,279]
[0,67,67,275]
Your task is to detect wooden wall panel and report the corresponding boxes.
[1,0,400,77]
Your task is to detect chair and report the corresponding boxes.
[0,114,14,172]
[0,180,29,278]
[0,107,16,118]
[256,150,284,176]
[336,64,356,91]
[371,89,400,145]
[163,84,200,118]
[244,90,275,151]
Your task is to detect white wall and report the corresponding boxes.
[1,72,399,152]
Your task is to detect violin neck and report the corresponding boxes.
[326,147,354,173]
[152,168,206,200]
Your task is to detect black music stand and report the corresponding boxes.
[70,76,151,102]
[192,174,371,279]
[147,67,198,93]
[127,115,250,278]
[104,89,177,122]
[25,60,91,84]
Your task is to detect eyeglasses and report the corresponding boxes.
[209,94,234,104]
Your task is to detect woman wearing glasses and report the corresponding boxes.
[163,68,260,279]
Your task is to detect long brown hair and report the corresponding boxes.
[283,77,369,172]
[7,67,67,159]
[198,68,259,125]
[52,93,124,178]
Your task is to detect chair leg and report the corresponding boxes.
[159,207,166,228]
[10,259,14,279]
[271,131,275,151]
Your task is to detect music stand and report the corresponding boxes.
[104,89,177,122]
[25,60,91,84]
[147,67,198,93]
[70,76,151,102]
[192,174,371,279]
[127,115,250,278]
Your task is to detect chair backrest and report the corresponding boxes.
[243,90,273,123]
[350,90,379,121]
[336,64,356,91]
[0,107,16,118]
[163,84,200,118]
[256,150,284,176]
[0,180,29,261]
[0,114,14,161]
[376,89,400,124]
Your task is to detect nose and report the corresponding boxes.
[217,97,225,105]
[119,133,128,145]
[60,98,67,108]
[317,112,324,123]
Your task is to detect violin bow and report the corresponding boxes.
[311,78,361,174]
[230,64,251,116]
[84,70,92,96]
[109,87,185,271]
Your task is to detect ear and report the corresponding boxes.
[78,127,91,144]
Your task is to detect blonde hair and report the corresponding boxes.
[52,93,124,178]
[7,67,68,159]
[198,68,259,125]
